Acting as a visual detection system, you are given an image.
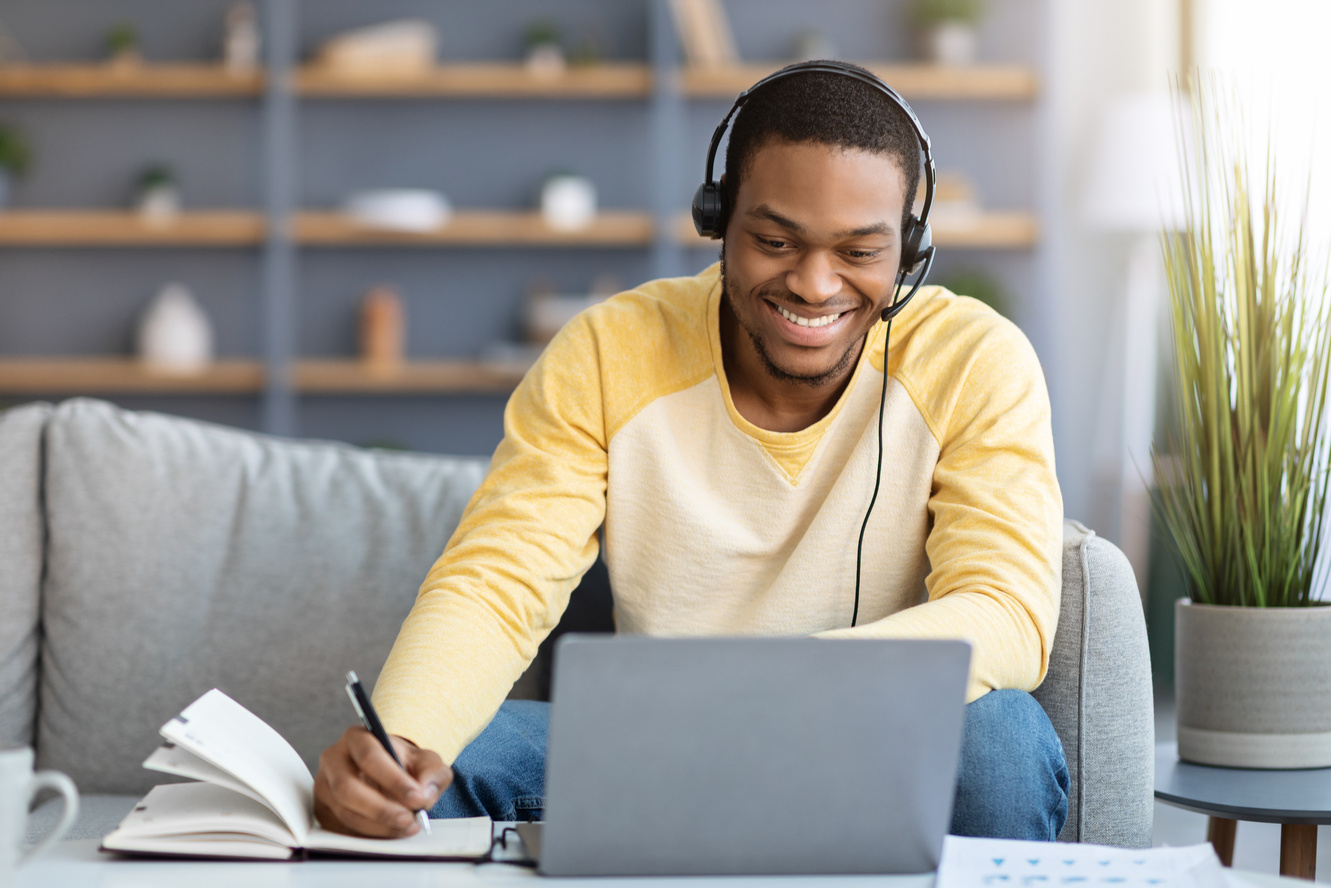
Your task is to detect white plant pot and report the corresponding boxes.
[922,23,978,66]
[0,169,10,209]
[138,185,181,224]
[1175,599,1331,768]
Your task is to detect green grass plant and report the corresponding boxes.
[1153,78,1331,607]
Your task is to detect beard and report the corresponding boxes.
[720,253,861,389]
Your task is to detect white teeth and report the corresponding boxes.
[777,305,843,328]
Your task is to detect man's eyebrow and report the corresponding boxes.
[745,204,895,241]
[746,204,804,233]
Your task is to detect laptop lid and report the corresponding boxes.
[539,635,970,877]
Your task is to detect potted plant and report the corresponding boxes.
[1153,80,1331,769]
[135,163,181,224]
[106,21,141,69]
[910,0,985,66]
[523,20,565,77]
[0,123,31,209]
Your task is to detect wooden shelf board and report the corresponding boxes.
[0,359,265,394]
[294,210,654,247]
[294,360,526,394]
[0,63,264,97]
[295,62,651,98]
[0,211,266,246]
[675,211,1038,249]
[681,63,1038,100]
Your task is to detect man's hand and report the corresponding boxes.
[313,726,451,837]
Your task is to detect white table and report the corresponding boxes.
[12,839,1301,888]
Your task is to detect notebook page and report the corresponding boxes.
[143,744,273,810]
[306,816,494,859]
[103,782,297,849]
[158,689,314,843]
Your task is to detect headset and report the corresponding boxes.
[691,60,938,322]
[693,61,939,626]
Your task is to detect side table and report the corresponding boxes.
[1155,742,1331,880]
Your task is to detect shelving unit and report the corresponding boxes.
[0,63,264,97]
[0,0,1048,453]
[293,360,527,394]
[294,62,652,99]
[680,63,1039,100]
[293,210,655,247]
[0,359,265,394]
[0,210,266,246]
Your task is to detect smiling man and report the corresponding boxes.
[313,63,1067,843]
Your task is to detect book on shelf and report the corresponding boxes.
[668,0,738,68]
[100,688,493,861]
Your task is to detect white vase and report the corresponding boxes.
[1175,599,1331,768]
[137,283,214,374]
[541,175,597,231]
[923,23,978,66]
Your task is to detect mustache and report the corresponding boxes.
[752,281,859,315]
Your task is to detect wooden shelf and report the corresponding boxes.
[295,63,651,98]
[0,63,264,97]
[0,211,266,246]
[681,63,1038,101]
[674,211,1038,249]
[294,210,654,247]
[0,359,265,394]
[294,360,526,394]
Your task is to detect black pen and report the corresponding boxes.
[344,670,432,836]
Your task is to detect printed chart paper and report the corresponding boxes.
[937,835,1234,888]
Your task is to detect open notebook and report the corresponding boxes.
[101,689,494,861]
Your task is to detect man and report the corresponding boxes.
[313,63,1067,842]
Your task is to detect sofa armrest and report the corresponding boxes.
[1033,520,1154,847]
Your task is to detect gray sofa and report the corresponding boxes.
[0,398,1153,847]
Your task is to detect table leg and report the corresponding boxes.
[1207,816,1236,867]
[1280,823,1317,881]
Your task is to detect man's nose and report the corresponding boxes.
[785,251,841,304]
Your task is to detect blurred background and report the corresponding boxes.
[0,0,1328,675]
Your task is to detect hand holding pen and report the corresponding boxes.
[311,671,452,838]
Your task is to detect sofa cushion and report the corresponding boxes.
[1034,520,1154,847]
[37,398,488,795]
[0,402,52,749]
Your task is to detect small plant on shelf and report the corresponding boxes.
[524,20,565,76]
[910,0,985,65]
[0,122,31,209]
[106,21,141,68]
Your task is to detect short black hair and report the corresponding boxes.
[722,62,922,236]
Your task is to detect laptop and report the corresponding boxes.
[518,635,970,876]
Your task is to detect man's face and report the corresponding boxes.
[721,140,906,389]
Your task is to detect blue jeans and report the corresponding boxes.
[431,689,1069,840]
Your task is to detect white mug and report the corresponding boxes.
[1,748,79,888]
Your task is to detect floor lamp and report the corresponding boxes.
[1082,92,1189,594]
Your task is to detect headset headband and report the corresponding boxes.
[700,61,937,228]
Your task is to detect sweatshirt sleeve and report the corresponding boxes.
[816,312,1063,702]
[371,314,609,762]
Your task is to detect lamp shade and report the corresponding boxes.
[1082,92,1192,232]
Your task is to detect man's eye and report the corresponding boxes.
[845,250,880,260]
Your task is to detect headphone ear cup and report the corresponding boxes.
[899,215,931,275]
[692,181,727,240]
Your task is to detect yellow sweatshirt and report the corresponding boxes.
[374,262,1063,762]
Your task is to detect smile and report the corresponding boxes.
[775,304,845,328]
